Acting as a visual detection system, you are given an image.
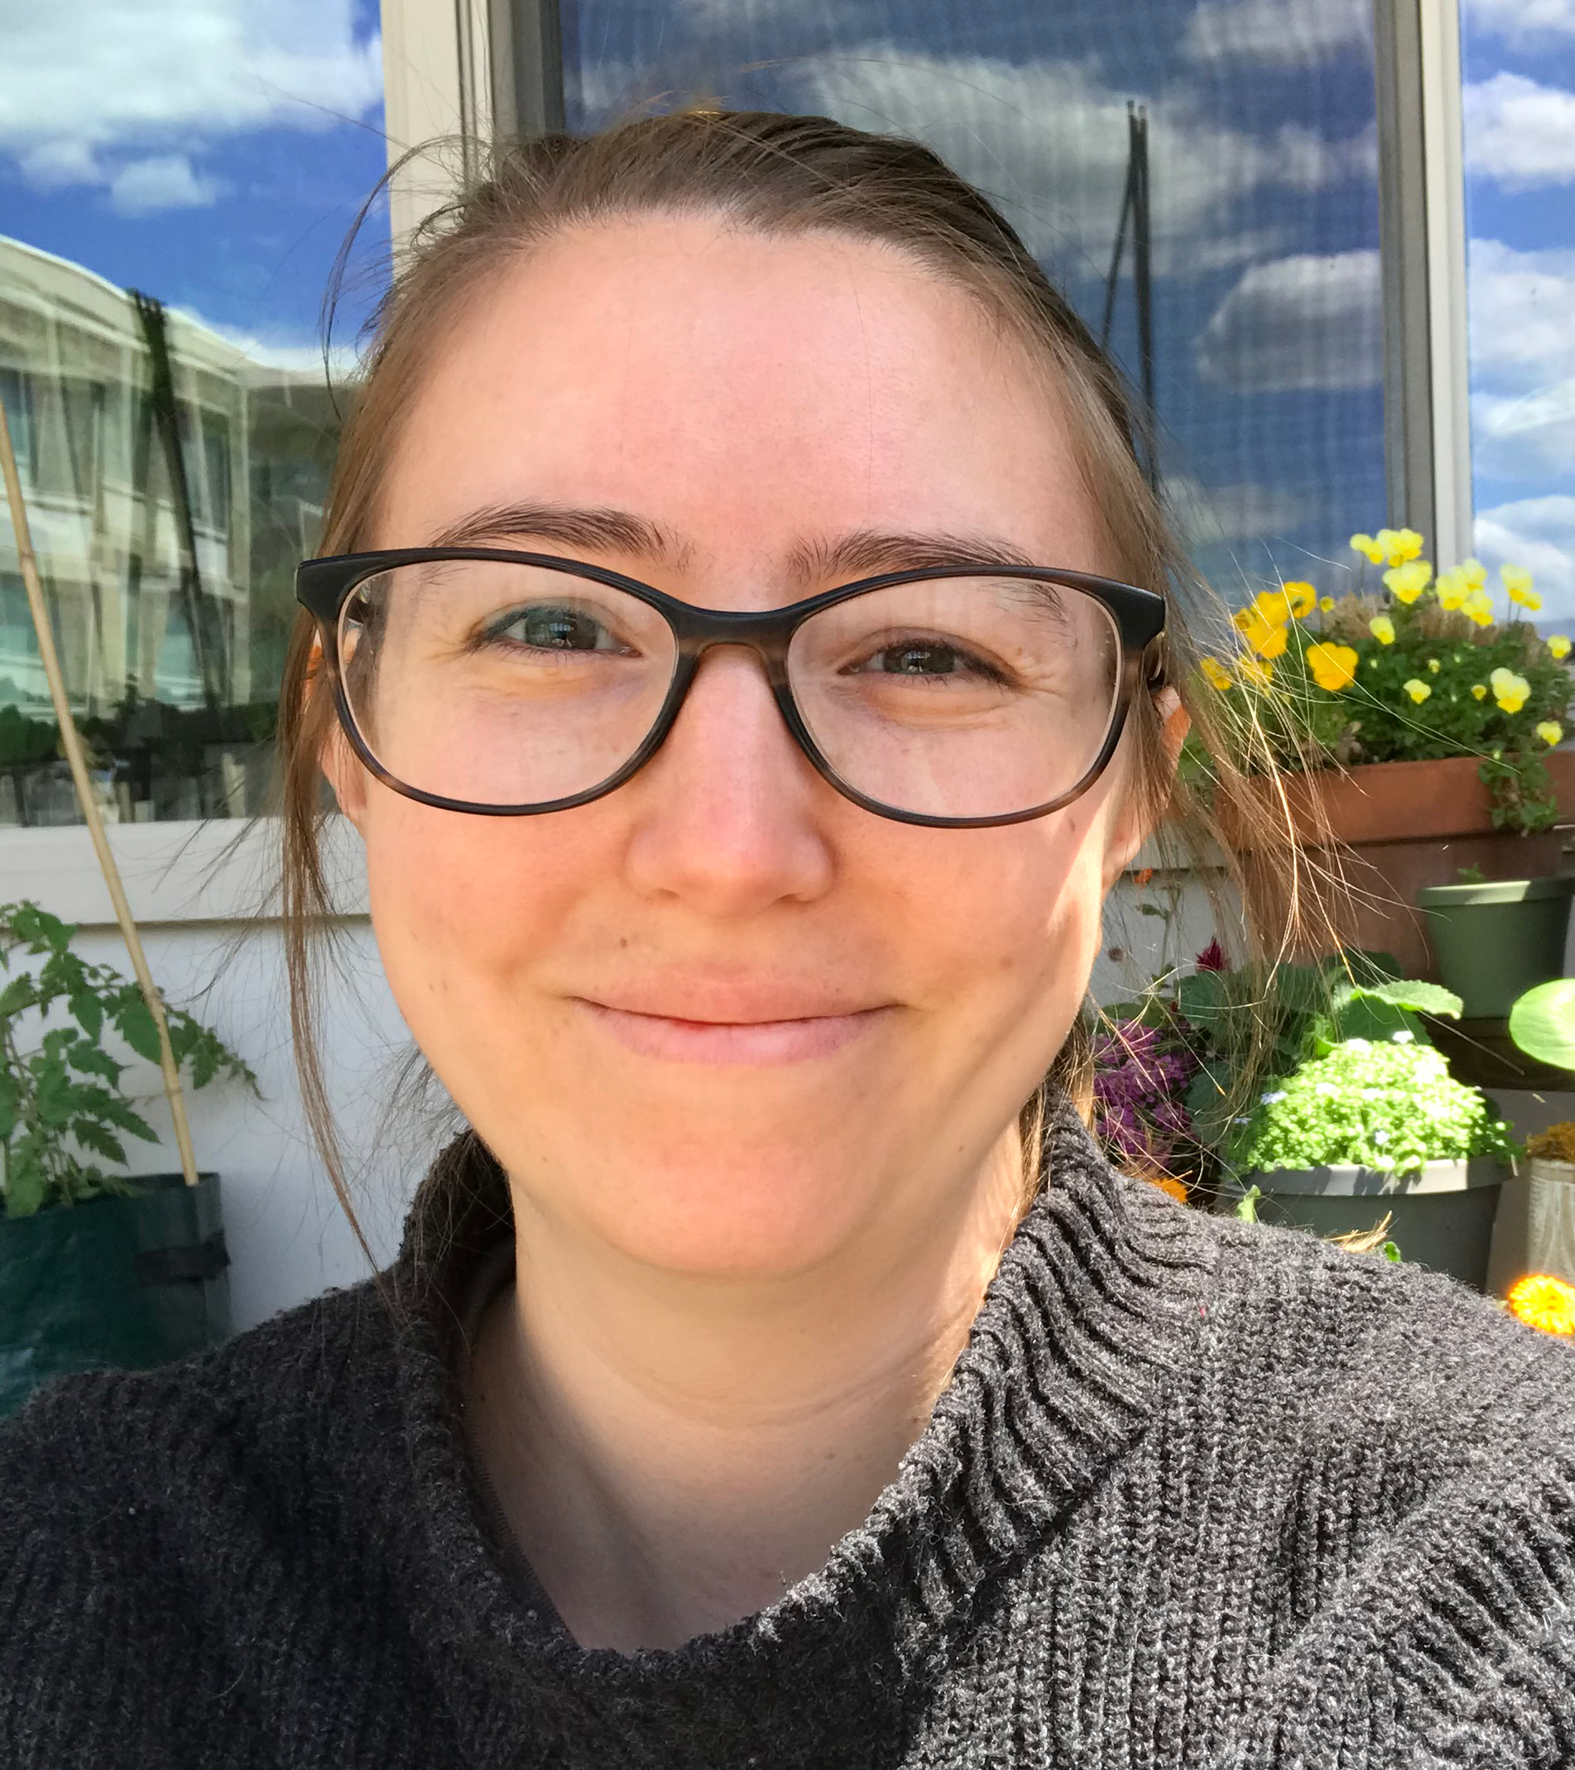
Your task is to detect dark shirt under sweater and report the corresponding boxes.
[6,1103,1575,1767]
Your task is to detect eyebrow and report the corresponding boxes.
[426,500,1043,587]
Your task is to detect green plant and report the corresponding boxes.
[0,901,255,1217]
[1508,978,1575,1073]
[1225,1036,1518,1176]
[1167,954,1460,1150]
[1198,530,1574,833]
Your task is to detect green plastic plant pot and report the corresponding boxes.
[0,1172,230,1419]
[1227,1158,1506,1292]
[1417,876,1575,1019]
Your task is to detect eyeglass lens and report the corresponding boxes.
[336,560,1122,819]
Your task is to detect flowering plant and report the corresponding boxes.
[1089,1017,1199,1184]
[1507,1272,1575,1336]
[1224,1034,1518,1177]
[1200,527,1574,832]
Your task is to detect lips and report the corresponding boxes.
[574,991,893,1065]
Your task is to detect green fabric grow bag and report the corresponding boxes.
[0,1172,230,1419]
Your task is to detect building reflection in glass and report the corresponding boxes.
[0,235,342,827]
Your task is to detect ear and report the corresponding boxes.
[321,723,370,831]
[306,641,369,831]
[1100,687,1190,889]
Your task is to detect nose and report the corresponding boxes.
[620,646,837,918]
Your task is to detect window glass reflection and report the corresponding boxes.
[1461,1,1575,628]
[0,0,386,826]
[560,0,1388,606]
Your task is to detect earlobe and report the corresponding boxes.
[320,725,368,832]
[1100,687,1190,889]
[1154,686,1189,761]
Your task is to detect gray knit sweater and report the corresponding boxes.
[5,1104,1575,1767]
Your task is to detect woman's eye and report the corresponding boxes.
[851,638,1002,682]
[881,642,962,676]
[487,605,621,652]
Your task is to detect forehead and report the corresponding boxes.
[375,214,1109,580]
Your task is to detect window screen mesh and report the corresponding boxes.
[561,0,1388,604]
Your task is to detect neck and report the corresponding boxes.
[467,1129,1028,1652]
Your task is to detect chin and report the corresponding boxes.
[503,1102,909,1280]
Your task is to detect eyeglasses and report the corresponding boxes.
[295,548,1167,829]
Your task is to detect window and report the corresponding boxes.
[0,0,389,826]
[549,0,1390,601]
[1460,0,1575,627]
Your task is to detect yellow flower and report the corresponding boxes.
[1463,587,1495,628]
[1233,606,1288,659]
[1471,683,1488,700]
[1434,567,1468,611]
[1281,581,1317,619]
[1460,557,1488,588]
[1537,721,1563,747]
[1253,588,1293,625]
[1490,666,1531,713]
[1368,614,1395,645]
[1427,657,1441,673]
[1200,656,1232,691]
[1238,656,1274,688]
[1403,678,1432,704]
[1503,563,1538,608]
[1508,1273,1575,1336]
[1387,527,1425,565]
[1305,641,1358,692]
[1319,596,1334,612]
[1350,532,1386,565]
[1383,560,1432,603]
[1549,634,1572,660]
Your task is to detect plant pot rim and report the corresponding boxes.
[1240,1156,1507,1196]
[1525,1158,1575,1183]
[1417,876,1575,907]
[0,1170,221,1226]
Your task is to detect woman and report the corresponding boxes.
[4,110,1575,1768]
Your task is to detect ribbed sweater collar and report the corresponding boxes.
[386,1103,1217,1756]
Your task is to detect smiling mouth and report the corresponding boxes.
[575,999,892,1066]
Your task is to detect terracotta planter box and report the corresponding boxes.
[1221,754,1575,977]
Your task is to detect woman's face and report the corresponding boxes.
[335,216,1154,1279]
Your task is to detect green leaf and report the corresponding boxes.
[66,1040,121,1084]
[1508,979,1575,1072]
[1352,978,1463,1019]
[68,990,103,1040]
[116,996,163,1063]
[1234,1183,1262,1224]
[0,1072,17,1140]
[90,1092,159,1144]
[5,1151,46,1216]
[188,1036,219,1090]
[33,1059,74,1128]
[72,1119,126,1166]
[1382,1241,1403,1263]
[0,975,35,1017]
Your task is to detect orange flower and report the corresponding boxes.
[1507,1272,1575,1335]
[1138,1171,1189,1205]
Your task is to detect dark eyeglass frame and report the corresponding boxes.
[295,547,1168,830]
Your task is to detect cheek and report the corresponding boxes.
[357,790,594,1049]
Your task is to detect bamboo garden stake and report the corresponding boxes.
[0,390,200,1186]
